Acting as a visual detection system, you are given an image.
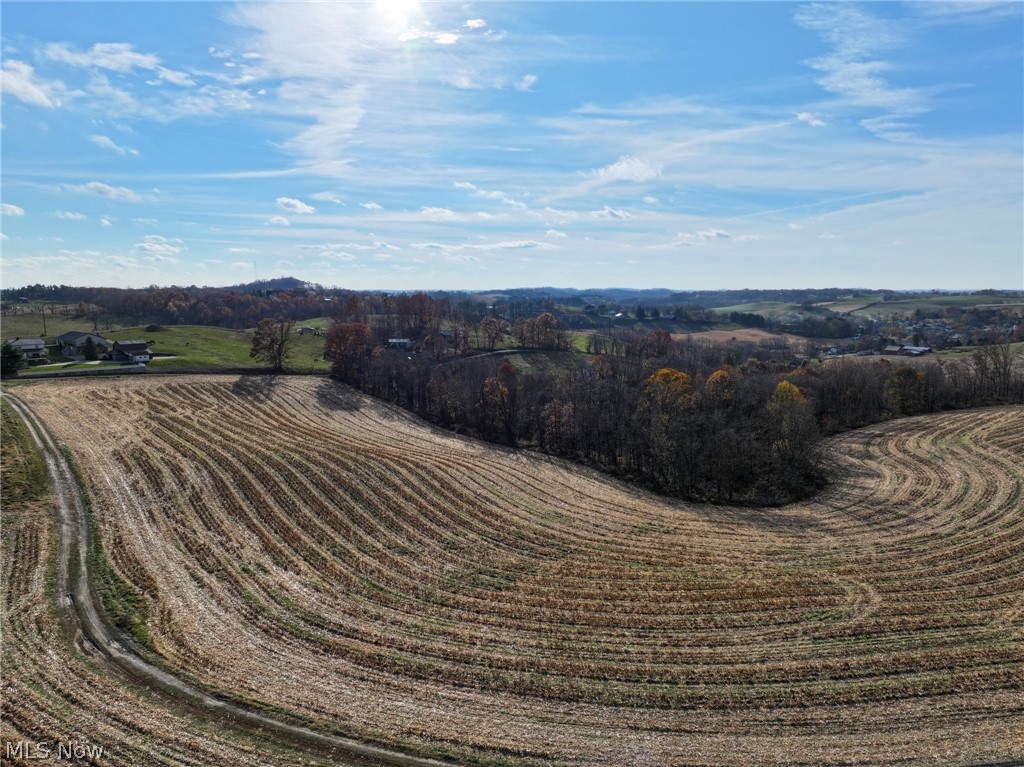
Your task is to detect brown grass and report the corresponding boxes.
[673,327,808,348]
[10,375,1024,766]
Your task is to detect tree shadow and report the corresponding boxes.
[230,374,283,400]
[313,378,363,412]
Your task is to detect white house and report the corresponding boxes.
[5,337,47,365]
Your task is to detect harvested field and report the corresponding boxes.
[10,375,1024,766]
[0,395,345,767]
[672,327,808,348]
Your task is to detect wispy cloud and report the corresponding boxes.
[648,228,763,249]
[515,74,538,92]
[1,60,70,108]
[53,211,87,220]
[89,134,140,156]
[63,181,143,202]
[266,215,290,226]
[46,42,159,72]
[151,67,195,87]
[2,204,26,216]
[795,4,927,140]
[309,191,343,203]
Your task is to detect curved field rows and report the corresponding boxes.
[13,375,1024,766]
[0,400,346,767]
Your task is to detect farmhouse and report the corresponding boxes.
[4,337,48,365]
[56,331,110,358]
[112,340,152,363]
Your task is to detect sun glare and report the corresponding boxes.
[377,0,421,29]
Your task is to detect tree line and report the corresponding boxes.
[325,311,1024,506]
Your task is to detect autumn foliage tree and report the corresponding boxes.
[325,322,376,383]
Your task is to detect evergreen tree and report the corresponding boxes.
[1,342,23,378]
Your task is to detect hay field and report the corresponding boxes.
[10,375,1024,766]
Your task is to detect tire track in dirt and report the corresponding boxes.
[1,391,458,767]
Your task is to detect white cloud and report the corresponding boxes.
[515,74,538,92]
[105,255,139,268]
[100,217,113,227]
[133,217,158,226]
[698,228,731,240]
[361,202,382,210]
[0,233,7,241]
[64,182,143,202]
[787,222,804,230]
[439,73,482,90]
[490,240,549,250]
[643,196,659,204]
[46,42,159,72]
[465,19,486,29]
[590,206,633,220]
[89,134,140,156]
[155,67,195,87]
[592,155,660,183]
[304,240,399,252]
[1,60,66,108]
[266,215,290,226]
[454,182,528,210]
[134,235,185,257]
[545,229,568,239]
[795,112,827,127]
[421,206,457,220]
[276,196,316,214]
[53,211,87,220]
[819,233,840,239]
[398,28,460,45]
[309,191,343,203]
[2,204,25,216]
[650,228,745,249]
[228,247,257,254]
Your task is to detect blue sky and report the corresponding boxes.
[1,1,1021,291]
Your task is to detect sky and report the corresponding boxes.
[1,1,1022,292]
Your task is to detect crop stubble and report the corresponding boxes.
[10,375,1024,766]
